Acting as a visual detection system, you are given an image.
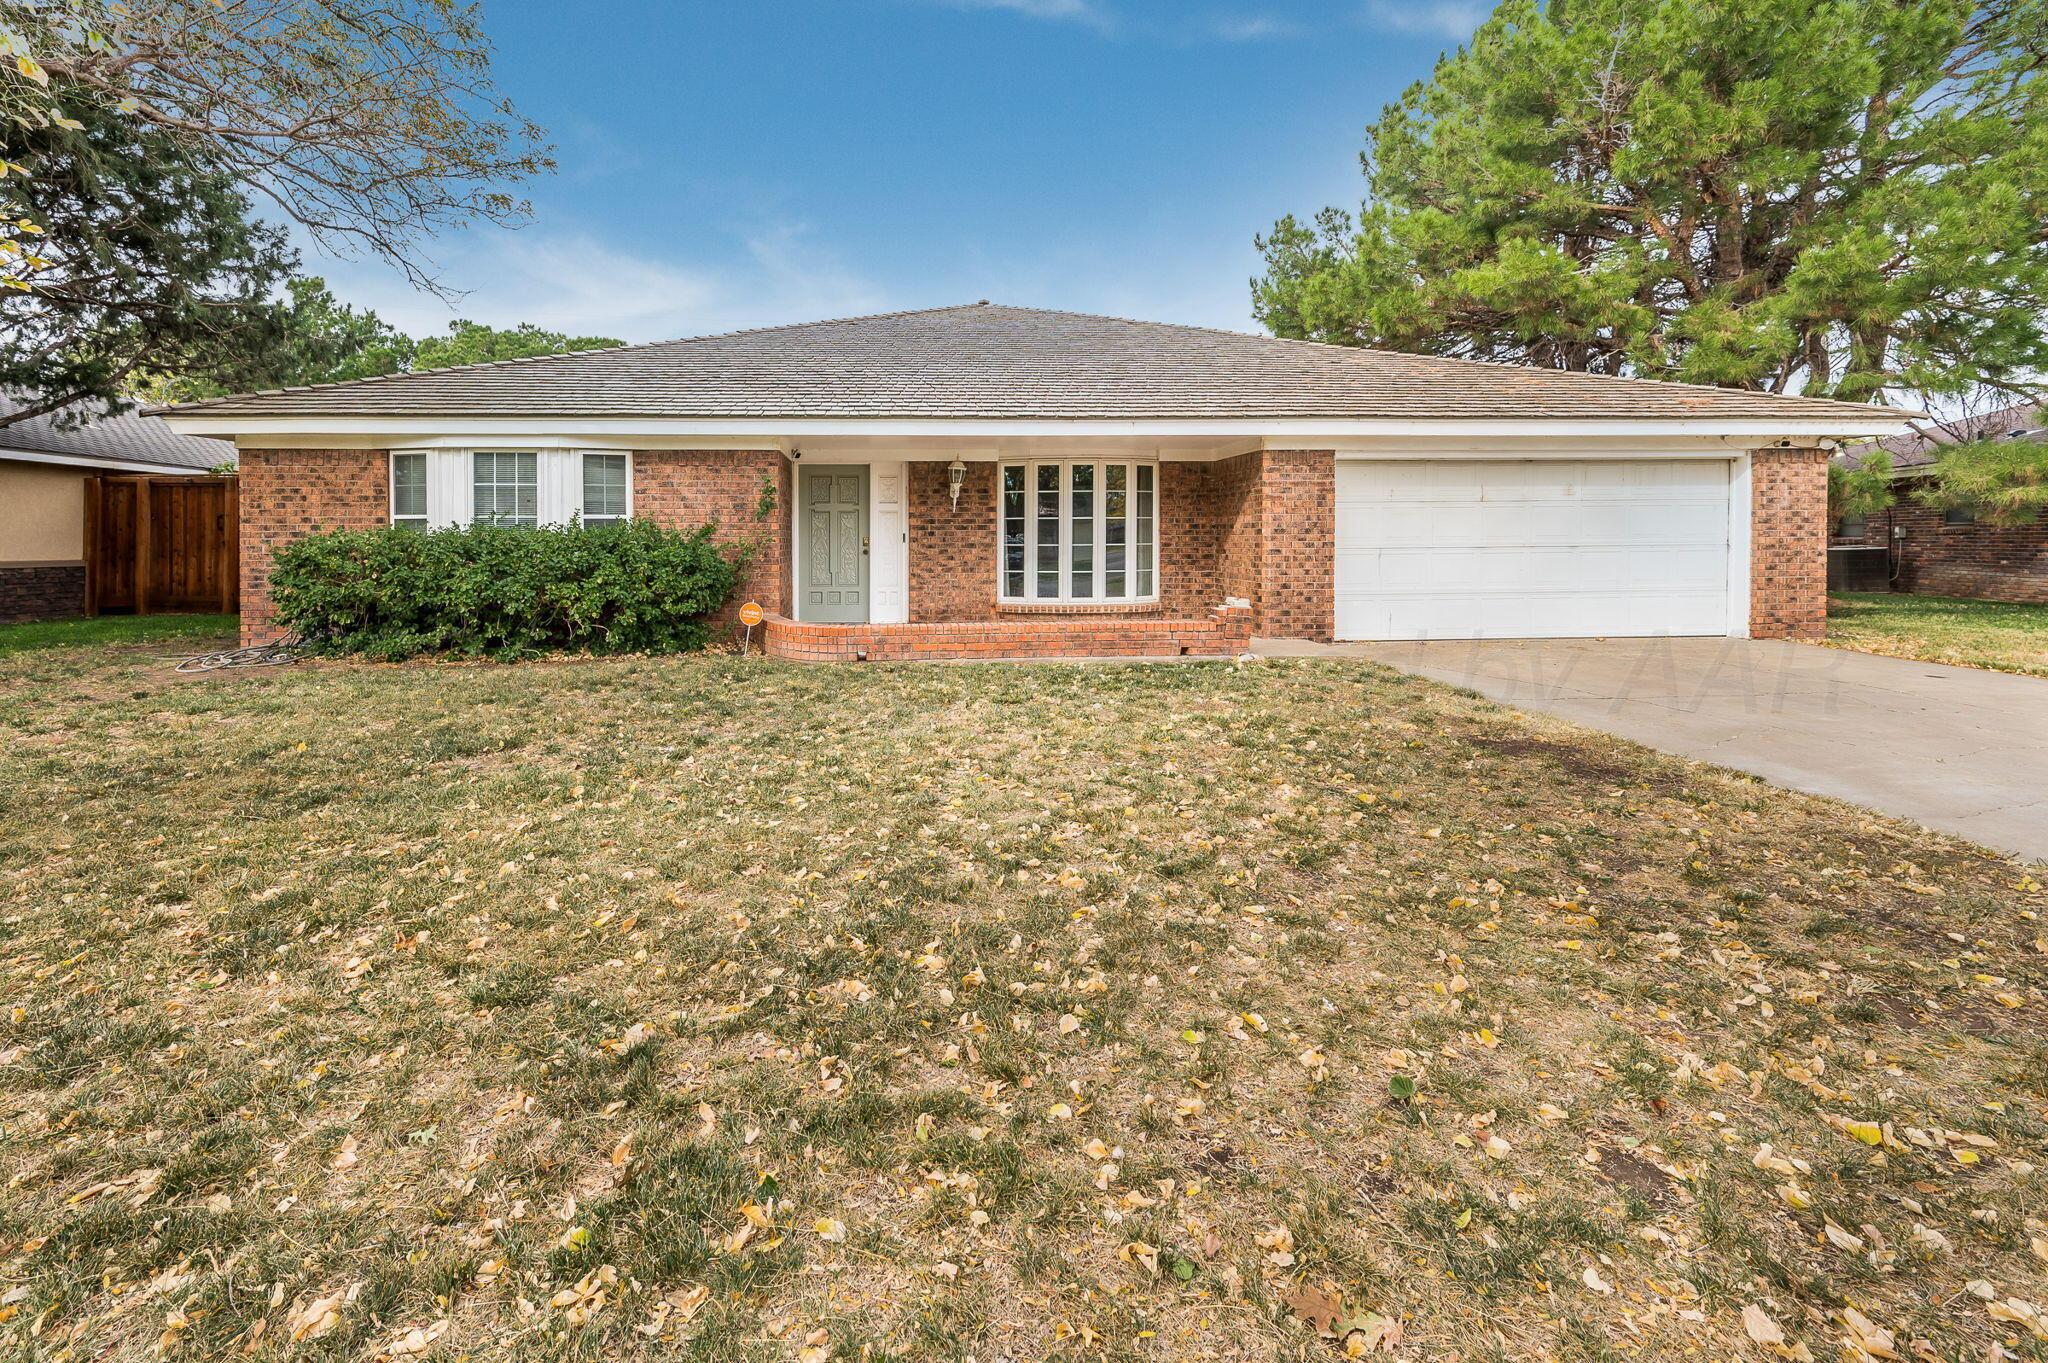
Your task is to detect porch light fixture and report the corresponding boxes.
[947,457,967,511]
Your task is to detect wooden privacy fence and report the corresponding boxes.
[84,475,239,615]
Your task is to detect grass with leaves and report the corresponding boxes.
[1826,592,2048,678]
[1,646,2044,1363]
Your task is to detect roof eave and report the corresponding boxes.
[161,413,1918,442]
[0,445,230,475]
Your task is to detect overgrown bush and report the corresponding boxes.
[271,520,748,660]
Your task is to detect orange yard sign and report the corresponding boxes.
[737,601,764,627]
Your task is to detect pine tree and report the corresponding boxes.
[1254,0,2048,404]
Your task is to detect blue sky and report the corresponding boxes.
[305,0,1489,343]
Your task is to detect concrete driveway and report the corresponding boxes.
[1256,636,2048,862]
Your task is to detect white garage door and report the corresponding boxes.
[1334,459,1732,641]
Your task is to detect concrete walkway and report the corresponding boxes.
[1255,636,2048,862]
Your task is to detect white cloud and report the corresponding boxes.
[909,0,1310,42]
[930,0,1114,30]
[551,115,645,185]
[297,221,893,344]
[1361,0,1489,39]
[1206,14,1298,41]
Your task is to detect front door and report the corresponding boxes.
[799,465,869,622]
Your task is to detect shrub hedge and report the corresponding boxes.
[270,520,748,660]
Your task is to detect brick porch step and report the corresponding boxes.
[761,604,1252,662]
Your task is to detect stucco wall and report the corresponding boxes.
[0,459,86,563]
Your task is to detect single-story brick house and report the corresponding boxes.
[0,391,233,622]
[1831,402,2048,604]
[161,304,1910,660]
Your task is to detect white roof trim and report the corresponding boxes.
[0,445,224,475]
[162,414,1915,442]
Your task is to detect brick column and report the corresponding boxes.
[237,449,390,645]
[1255,450,1336,642]
[1749,447,1828,640]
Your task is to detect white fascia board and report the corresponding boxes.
[160,413,1918,444]
[0,446,224,475]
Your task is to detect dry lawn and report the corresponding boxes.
[1825,593,2048,679]
[2,641,2045,1363]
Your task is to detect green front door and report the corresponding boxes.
[799,465,869,623]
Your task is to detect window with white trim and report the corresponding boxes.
[473,452,538,527]
[390,450,631,529]
[390,452,428,530]
[1000,459,1155,603]
[581,452,629,526]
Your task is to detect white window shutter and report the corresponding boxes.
[536,450,580,525]
[423,450,471,528]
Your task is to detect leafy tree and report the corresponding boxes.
[0,0,551,425]
[138,277,417,402]
[1829,450,1896,526]
[412,320,621,372]
[0,103,295,422]
[143,294,623,400]
[6,0,549,282]
[267,279,420,386]
[1253,0,2048,404]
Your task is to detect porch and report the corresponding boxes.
[762,603,1253,662]
[769,449,1321,660]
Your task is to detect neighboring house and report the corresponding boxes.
[1832,402,2048,604]
[0,391,233,623]
[160,303,1908,659]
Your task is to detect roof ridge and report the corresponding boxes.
[958,306,1894,417]
[151,302,1000,416]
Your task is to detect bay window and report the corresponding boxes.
[1000,459,1156,603]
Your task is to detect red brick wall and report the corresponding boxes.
[1212,452,1263,610]
[1035,448,1328,642]
[237,446,1344,650]
[238,448,389,644]
[765,603,1252,662]
[908,460,997,622]
[238,447,788,645]
[1254,450,1335,642]
[635,450,789,621]
[1750,447,1828,639]
[1832,492,2048,604]
[907,460,1227,623]
[1159,462,1224,614]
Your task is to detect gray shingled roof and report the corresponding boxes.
[0,391,232,470]
[1855,400,2047,471]
[157,303,1898,425]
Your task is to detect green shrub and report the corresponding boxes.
[270,520,748,660]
